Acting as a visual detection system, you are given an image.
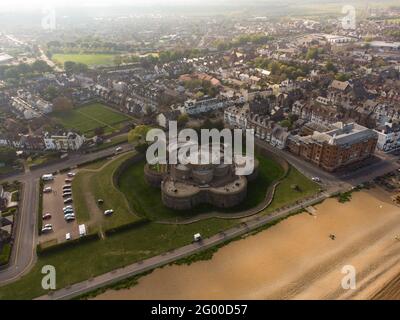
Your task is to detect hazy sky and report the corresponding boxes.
[0,0,239,9]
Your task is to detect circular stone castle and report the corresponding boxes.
[144,145,259,210]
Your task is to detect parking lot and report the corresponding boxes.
[39,173,80,244]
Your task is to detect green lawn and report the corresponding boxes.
[0,218,235,300]
[73,152,141,230]
[0,152,320,300]
[264,166,320,213]
[52,103,131,137]
[118,154,285,222]
[52,54,116,67]
[0,243,11,266]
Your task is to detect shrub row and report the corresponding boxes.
[37,233,100,257]
[38,180,44,233]
[0,243,11,266]
[104,218,150,237]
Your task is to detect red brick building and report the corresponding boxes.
[287,122,377,172]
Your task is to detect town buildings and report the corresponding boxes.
[374,122,400,153]
[287,122,378,172]
[44,132,85,151]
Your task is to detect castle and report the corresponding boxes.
[144,146,258,210]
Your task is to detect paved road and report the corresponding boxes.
[0,143,133,284]
[0,179,39,284]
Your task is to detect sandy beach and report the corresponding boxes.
[95,189,400,300]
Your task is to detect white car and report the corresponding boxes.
[43,187,52,193]
[66,233,71,241]
[63,206,73,211]
[104,209,114,216]
[65,214,76,222]
[312,177,321,183]
[64,198,73,204]
[67,172,76,178]
[41,224,53,233]
[115,147,123,153]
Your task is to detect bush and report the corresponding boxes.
[1,207,17,217]
[37,233,100,257]
[38,181,44,233]
[0,243,11,266]
[104,219,150,237]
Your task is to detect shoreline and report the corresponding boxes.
[94,188,400,300]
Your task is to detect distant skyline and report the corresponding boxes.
[0,0,354,10]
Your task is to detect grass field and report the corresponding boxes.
[52,103,131,137]
[118,154,285,222]
[0,218,235,300]
[0,153,319,300]
[73,152,140,230]
[52,54,116,67]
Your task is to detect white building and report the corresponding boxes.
[44,132,85,151]
[184,97,231,115]
[374,122,400,153]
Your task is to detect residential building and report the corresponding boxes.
[287,122,377,172]
[374,122,400,153]
[44,132,85,151]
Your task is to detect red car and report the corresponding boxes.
[42,213,52,220]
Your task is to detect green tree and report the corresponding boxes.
[177,114,189,128]
[128,125,151,145]
[0,147,17,165]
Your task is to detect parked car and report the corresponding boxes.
[312,177,321,183]
[63,206,73,211]
[65,178,73,183]
[65,233,71,241]
[42,213,52,220]
[115,147,123,153]
[63,192,73,198]
[65,214,76,222]
[63,209,74,215]
[42,174,54,181]
[67,172,76,178]
[41,224,53,233]
[104,209,114,216]
[64,198,73,204]
[43,187,52,193]
[63,185,72,190]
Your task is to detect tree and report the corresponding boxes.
[128,125,151,145]
[53,96,73,112]
[32,60,51,73]
[43,86,59,101]
[177,114,189,128]
[94,127,105,136]
[0,147,17,165]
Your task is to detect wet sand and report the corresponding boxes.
[95,189,400,300]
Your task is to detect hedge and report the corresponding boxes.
[1,207,17,217]
[37,233,100,257]
[0,243,11,266]
[104,218,150,237]
[38,180,44,234]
